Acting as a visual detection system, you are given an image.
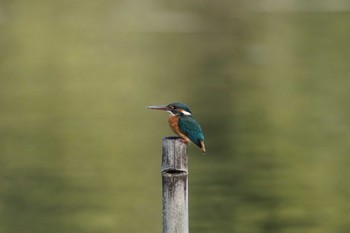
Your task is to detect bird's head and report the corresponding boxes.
[146,102,192,116]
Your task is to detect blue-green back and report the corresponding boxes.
[178,116,205,147]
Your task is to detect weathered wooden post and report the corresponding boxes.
[162,136,188,233]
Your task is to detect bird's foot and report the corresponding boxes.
[179,138,189,144]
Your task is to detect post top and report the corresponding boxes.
[162,136,188,173]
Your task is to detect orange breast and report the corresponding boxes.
[168,115,190,142]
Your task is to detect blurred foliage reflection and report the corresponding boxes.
[1,1,350,233]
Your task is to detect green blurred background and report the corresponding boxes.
[1,1,350,233]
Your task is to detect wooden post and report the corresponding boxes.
[162,136,188,233]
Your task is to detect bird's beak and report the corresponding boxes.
[146,105,168,111]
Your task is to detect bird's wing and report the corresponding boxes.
[178,116,205,147]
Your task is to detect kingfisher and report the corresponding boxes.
[147,102,206,154]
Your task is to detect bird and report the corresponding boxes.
[146,102,206,154]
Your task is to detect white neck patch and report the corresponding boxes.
[181,110,192,116]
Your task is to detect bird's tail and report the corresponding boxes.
[200,141,206,154]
